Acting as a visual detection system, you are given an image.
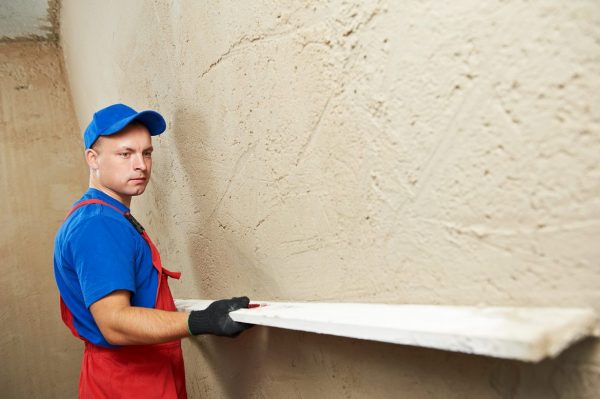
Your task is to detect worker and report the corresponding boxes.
[53,103,252,399]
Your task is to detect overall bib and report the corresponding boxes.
[60,199,187,399]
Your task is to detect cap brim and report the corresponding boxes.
[100,110,167,138]
[133,110,167,135]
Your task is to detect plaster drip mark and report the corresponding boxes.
[199,29,301,79]
[206,142,257,220]
[409,81,488,208]
[295,94,334,166]
[149,2,178,78]
[399,12,519,214]
[442,219,600,238]
[494,94,523,134]
[341,2,384,38]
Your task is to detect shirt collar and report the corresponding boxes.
[84,187,131,213]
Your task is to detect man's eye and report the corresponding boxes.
[143,152,153,157]
[119,153,130,158]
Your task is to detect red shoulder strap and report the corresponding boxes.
[64,199,124,220]
[64,197,181,280]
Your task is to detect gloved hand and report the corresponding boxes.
[188,296,253,337]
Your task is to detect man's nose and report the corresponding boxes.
[132,153,147,171]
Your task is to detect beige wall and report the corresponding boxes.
[59,1,600,398]
[0,41,85,398]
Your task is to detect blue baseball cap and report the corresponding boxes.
[83,103,167,149]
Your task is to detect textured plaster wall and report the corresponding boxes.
[0,41,84,398]
[59,1,600,398]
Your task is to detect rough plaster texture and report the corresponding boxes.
[58,1,600,398]
[0,41,84,398]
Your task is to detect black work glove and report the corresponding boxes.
[188,296,253,337]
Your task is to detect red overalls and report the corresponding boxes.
[60,199,187,399]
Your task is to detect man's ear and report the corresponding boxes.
[85,148,100,170]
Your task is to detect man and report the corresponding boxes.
[53,103,252,398]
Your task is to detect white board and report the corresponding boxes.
[175,299,599,362]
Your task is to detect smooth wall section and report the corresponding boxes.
[60,1,600,398]
[0,41,86,398]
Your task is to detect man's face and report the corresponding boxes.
[87,123,153,202]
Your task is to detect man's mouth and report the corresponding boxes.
[130,177,147,182]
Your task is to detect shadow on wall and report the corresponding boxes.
[167,107,280,299]
[185,327,598,399]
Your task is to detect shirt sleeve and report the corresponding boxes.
[70,215,137,308]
